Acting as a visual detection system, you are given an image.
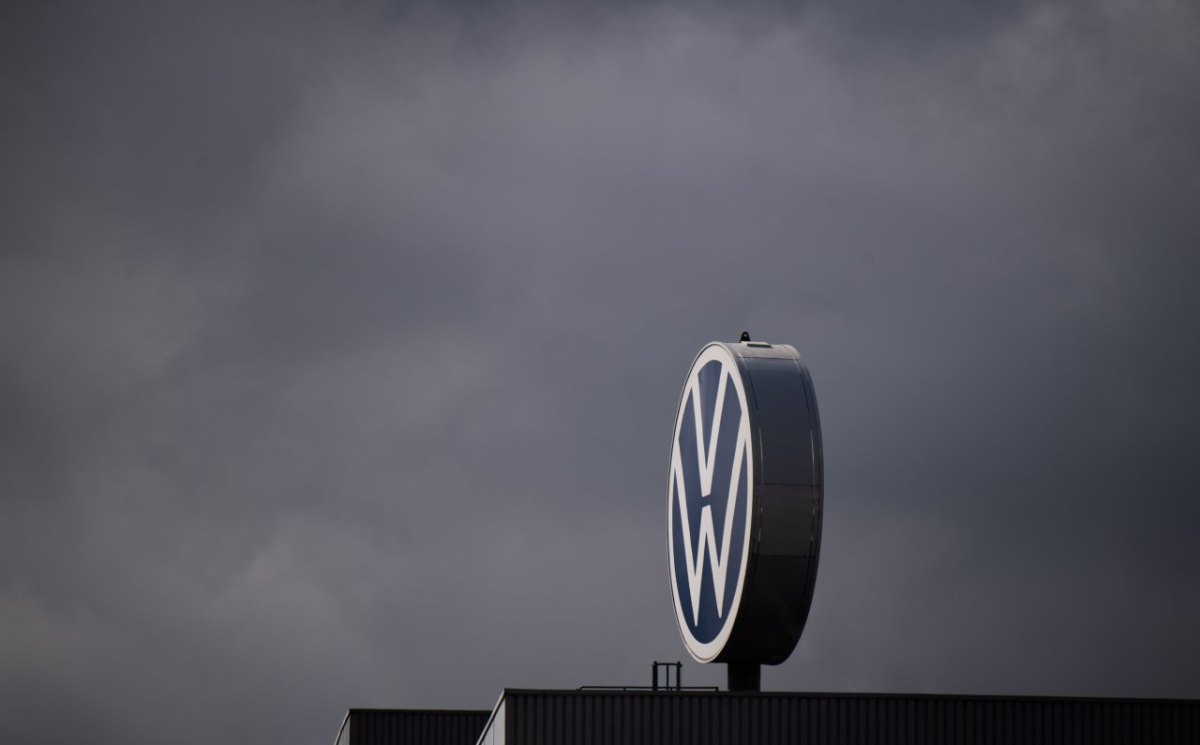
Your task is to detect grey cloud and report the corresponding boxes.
[2,1,1199,744]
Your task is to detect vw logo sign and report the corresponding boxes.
[666,338,824,669]
[667,344,754,662]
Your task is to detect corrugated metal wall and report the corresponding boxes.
[346,708,489,745]
[501,690,1200,745]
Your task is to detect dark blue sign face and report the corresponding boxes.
[668,346,754,662]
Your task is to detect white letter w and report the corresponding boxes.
[672,372,746,625]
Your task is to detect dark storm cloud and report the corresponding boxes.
[3,1,1200,743]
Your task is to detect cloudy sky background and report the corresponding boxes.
[3,1,1199,743]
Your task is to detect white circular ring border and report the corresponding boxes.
[667,343,755,663]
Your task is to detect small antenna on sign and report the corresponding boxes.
[740,331,751,342]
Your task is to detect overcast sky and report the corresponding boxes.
[3,1,1199,743]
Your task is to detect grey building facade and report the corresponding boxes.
[477,689,1200,745]
[337,689,1200,745]
[335,708,490,745]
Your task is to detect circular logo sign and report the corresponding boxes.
[667,344,754,662]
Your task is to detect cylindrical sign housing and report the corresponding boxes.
[667,340,823,665]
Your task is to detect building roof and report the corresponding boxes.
[335,707,490,745]
[476,688,1200,745]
